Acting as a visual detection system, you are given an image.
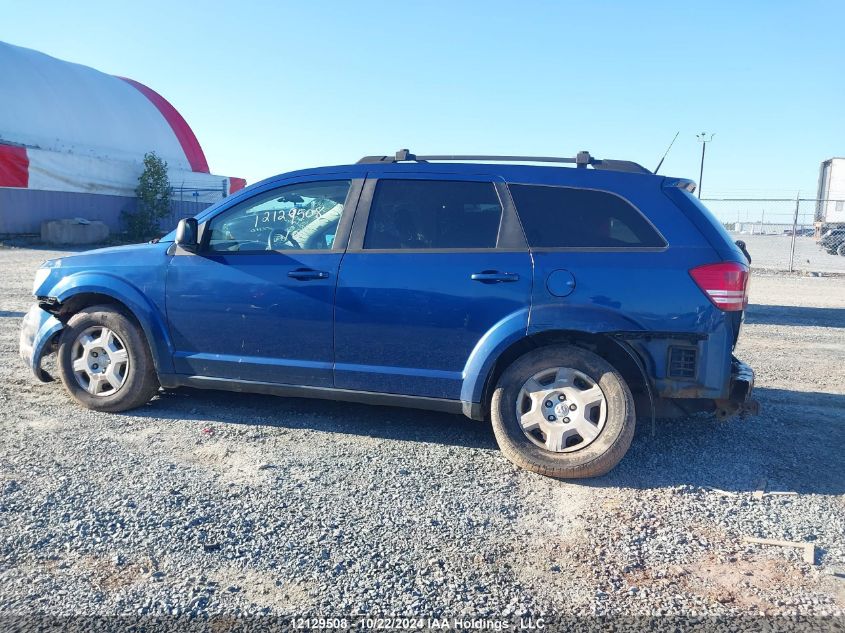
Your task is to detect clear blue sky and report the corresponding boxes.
[3,1,843,204]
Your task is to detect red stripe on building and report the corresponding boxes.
[0,144,29,188]
[116,76,210,174]
[229,177,247,194]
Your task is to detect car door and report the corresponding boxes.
[165,177,361,385]
[334,173,532,400]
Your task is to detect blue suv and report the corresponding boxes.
[20,150,756,478]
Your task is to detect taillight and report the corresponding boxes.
[689,262,749,311]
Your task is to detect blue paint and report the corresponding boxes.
[334,251,532,399]
[460,308,530,404]
[546,269,576,297]
[21,159,751,414]
[166,250,341,385]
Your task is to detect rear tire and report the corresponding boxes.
[57,305,159,412]
[490,345,635,478]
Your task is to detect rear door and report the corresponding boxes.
[334,173,532,399]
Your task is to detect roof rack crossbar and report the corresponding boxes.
[356,150,651,174]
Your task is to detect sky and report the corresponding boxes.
[3,1,843,212]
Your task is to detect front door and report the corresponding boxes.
[334,175,532,399]
[166,178,359,386]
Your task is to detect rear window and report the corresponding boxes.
[509,184,666,248]
[364,179,502,249]
[664,186,745,262]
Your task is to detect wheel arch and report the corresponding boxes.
[472,330,652,422]
[56,291,135,321]
[47,273,174,375]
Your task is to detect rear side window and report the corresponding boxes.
[364,180,502,249]
[664,186,742,260]
[509,184,666,248]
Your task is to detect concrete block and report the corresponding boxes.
[41,219,109,245]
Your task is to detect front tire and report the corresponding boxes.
[490,345,635,478]
[57,305,159,412]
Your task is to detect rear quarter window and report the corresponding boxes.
[664,186,745,262]
[508,184,666,248]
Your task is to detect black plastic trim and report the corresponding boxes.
[347,178,375,251]
[356,150,651,174]
[160,374,465,416]
[609,331,707,343]
[612,338,656,433]
[494,181,529,250]
[667,345,698,380]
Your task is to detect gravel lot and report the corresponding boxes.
[0,245,843,624]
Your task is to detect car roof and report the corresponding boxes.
[173,158,687,242]
[254,160,672,190]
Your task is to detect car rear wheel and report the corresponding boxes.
[490,345,636,478]
[57,305,159,412]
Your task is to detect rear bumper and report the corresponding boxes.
[19,304,63,382]
[715,356,759,418]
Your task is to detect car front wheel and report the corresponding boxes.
[490,345,636,478]
[57,305,159,412]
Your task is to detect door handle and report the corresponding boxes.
[470,271,520,283]
[288,268,329,280]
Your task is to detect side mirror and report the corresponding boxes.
[175,218,198,251]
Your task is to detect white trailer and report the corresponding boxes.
[816,158,845,224]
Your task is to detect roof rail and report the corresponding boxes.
[356,149,652,175]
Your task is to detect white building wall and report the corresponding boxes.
[0,41,190,170]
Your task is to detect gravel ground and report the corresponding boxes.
[0,245,843,625]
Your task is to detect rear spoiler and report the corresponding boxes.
[662,178,697,194]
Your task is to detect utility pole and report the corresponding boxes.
[696,132,715,198]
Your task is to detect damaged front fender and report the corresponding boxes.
[19,304,63,382]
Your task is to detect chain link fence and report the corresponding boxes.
[701,197,845,274]
[164,182,230,231]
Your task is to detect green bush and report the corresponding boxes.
[123,152,171,241]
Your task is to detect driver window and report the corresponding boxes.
[205,180,351,252]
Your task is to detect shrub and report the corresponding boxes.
[123,152,171,241]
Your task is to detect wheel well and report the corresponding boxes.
[53,293,137,325]
[480,330,650,419]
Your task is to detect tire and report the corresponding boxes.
[490,345,636,478]
[837,243,845,257]
[57,304,159,412]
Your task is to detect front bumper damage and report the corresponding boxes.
[715,356,759,419]
[19,304,63,382]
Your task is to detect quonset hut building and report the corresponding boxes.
[0,41,244,234]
